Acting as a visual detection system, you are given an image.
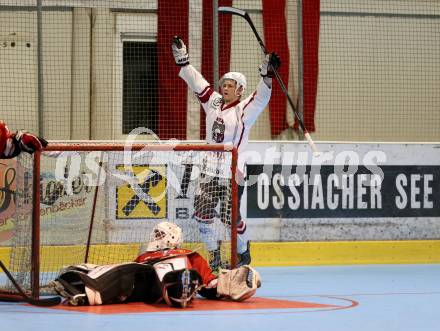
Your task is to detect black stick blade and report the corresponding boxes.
[0,260,61,307]
[218,6,247,17]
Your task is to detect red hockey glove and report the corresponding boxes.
[14,130,48,154]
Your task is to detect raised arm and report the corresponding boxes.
[241,53,281,126]
[172,36,218,107]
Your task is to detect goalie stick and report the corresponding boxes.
[218,6,318,154]
[0,260,61,306]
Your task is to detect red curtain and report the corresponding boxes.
[302,0,320,132]
[262,0,290,137]
[157,0,189,140]
[200,0,232,140]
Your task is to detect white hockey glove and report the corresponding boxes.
[259,52,281,78]
[172,36,189,67]
[216,265,261,301]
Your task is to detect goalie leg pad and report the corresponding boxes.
[51,263,157,306]
[217,265,261,301]
[162,269,202,308]
[49,263,101,305]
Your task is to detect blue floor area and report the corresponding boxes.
[1,264,439,331]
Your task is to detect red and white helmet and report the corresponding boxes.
[219,72,247,96]
[147,222,182,251]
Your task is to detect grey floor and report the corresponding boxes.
[1,264,439,331]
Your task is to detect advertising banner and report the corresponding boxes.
[247,164,440,218]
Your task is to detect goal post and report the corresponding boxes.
[0,142,238,299]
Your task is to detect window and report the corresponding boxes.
[122,41,158,134]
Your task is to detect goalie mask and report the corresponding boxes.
[146,222,182,251]
[219,72,247,96]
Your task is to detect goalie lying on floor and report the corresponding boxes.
[50,222,261,308]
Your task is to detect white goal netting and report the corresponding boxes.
[0,143,236,295]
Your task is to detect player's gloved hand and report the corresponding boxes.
[206,278,218,289]
[259,52,281,78]
[14,130,48,154]
[172,36,189,66]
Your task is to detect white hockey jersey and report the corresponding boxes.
[179,65,271,173]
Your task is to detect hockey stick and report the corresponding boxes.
[0,260,61,306]
[218,6,318,154]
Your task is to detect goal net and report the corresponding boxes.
[0,143,238,297]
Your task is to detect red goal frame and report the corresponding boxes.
[1,143,238,300]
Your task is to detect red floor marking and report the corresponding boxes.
[48,297,339,315]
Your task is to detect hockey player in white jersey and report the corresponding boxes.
[172,36,281,269]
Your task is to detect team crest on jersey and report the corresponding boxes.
[212,97,222,107]
[212,117,225,143]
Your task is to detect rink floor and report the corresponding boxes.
[1,264,439,331]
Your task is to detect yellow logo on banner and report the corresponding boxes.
[116,165,167,219]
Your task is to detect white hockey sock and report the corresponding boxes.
[237,231,249,254]
[237,219,249,254]
[198,221,218,252]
